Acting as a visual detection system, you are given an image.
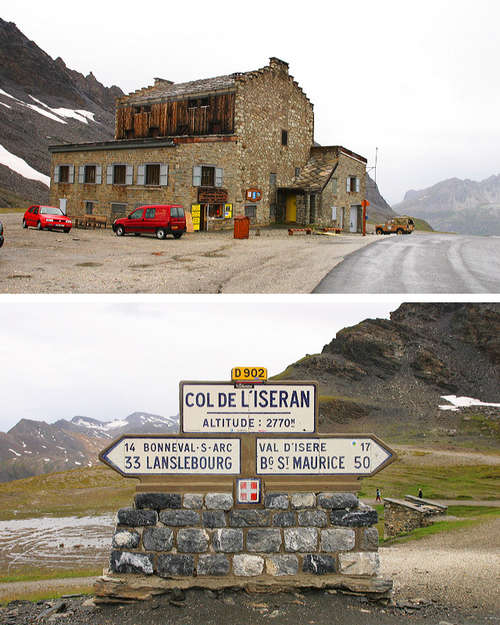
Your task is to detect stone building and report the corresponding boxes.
[49,58,366,231]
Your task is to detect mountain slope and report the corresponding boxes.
[0,18,123,206]
[274,303,500,446]
[0,412,178,482]
[365,174,396,223]
[393,175,500,235]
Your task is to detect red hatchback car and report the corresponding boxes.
[23,205,72,232]
[113,205,186,239]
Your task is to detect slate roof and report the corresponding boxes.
[289,152,339,191]
[124,74,239,105]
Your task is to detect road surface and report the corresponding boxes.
[314,232,500,293]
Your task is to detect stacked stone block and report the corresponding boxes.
[109,491,380,581]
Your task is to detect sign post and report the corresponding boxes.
[361,199,370,236]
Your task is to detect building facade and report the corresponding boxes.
[49,58,366,232]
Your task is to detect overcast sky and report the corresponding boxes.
[3,0,500,203]
[0,299,400,431]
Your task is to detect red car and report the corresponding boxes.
[113,205,186,239]
[23,205,72,232]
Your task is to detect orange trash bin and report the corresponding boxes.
[234,215,250,239]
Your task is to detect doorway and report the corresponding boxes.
[285,193,297,223]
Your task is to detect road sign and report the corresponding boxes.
[99,436,241,476]
[256,436,393,476]
[180,381,317,433]
[361,199,370,208]
[231,367,268,383]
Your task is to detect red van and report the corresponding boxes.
[113,205,186,239]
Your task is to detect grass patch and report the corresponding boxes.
[270,355,317,381]
[0,207,26,214]
[0,567,101,584]
[0,586,93,605]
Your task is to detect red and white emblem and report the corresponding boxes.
[237,478,261,504]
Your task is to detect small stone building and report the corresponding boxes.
[49,58,366,231]
[383,496,447,538]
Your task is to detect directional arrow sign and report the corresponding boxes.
[256,436,394,476]
[99,436,241,477]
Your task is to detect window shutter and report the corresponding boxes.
[137,165,145,185]
[160,164,169,186]
[126,165,133,185]
[215,167,223,187]
[78,166,84,184]
[355,177,360,193]
[95,165,102,184]
[193,165,202,186]
[69,165,74,183]
[331,206,337,221]
[107,165,113,185]
[346,177,351,193]
[54,166,60,183]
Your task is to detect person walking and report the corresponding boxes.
[376,488,382,502]
[418,488,423,499]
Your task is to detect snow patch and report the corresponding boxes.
[439,395,500,411]
[0,102,11,109]
[9,449,21,457]
[43,458,50,462]
[29,96,95,124]
[0,144,50,186]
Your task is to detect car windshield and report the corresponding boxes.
[40,206,64,216]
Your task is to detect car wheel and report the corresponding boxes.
[64,228,71,233]
[22,219,28,229]
[156,228,166,240]
[375,228,383,235]
[134,233,141,236]
[37,221,43,231]
[396,228,404,235]
[173,232,183,239]
[115,225,125,236]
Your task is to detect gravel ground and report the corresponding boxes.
[1,519,498,625]
[0,213,377,293]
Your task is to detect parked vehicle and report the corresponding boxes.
[0,220,4,247]
[112,205,186,239]
[22,205,72,232]
[375,216,415,235]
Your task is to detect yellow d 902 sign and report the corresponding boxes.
[231,367,267,382]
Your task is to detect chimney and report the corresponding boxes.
[269,57,289,75]
[154,77,174,86]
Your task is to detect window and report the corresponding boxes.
[113,165,126,185]
[171,206,184,217]
[188,97,209,108]
[111,203,127,218]
[270,173,277,186]
[59,166,70,183]
[295,167,301,178]
[85,201,94,215]
[129,208,144,220]
[331,177,338,195]
[208,204,223,218]
[201,166,215,187]
[84,165,96,184]
[245,205,257,219]
[281,129,288,146]
[145,208,156,219]
[347,176,360,193]
[309,194,316,222]
[146,164,160,186]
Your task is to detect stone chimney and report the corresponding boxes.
[269,57,289,75]
[154,77,174,86]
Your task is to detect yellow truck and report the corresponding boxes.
[375,216,415,235]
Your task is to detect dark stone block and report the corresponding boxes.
[272,511,296,527]
[212,529,243,552]
[157,554,194,577]
[202,510,227,528]
[159,510,200,526]
[142,527,173,551]
[229,510,271,527]
[318,493,358,510]
[264,493,289,509]
[177,528,209,552]
[246,529,282,552]
[135,493,181,510]
[330,508,378,527]
[110,550,154,575]
[297,510,328,527]
[197,554,230,576]
[117,507,157,527]
[302,554,337,575]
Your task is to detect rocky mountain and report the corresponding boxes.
[365,174,396,223]
[274,303,500,447]
[393,175,500,235]
[0,18,123,207]
[0,412,178,482]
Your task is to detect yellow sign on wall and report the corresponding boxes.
[191,204,201,231]
[224,203,233,219]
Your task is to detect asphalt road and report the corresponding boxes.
[313,232,500,293]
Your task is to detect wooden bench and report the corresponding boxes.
[71,215,108,229]
[288,228,312,235]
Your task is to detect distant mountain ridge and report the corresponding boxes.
[393,174,500,235]
[0,18,123,206]
[0,411,178,482]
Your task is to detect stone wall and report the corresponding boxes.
[107,491,382,589]
[383,498,442,538]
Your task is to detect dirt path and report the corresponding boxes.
[0,213,377,293]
